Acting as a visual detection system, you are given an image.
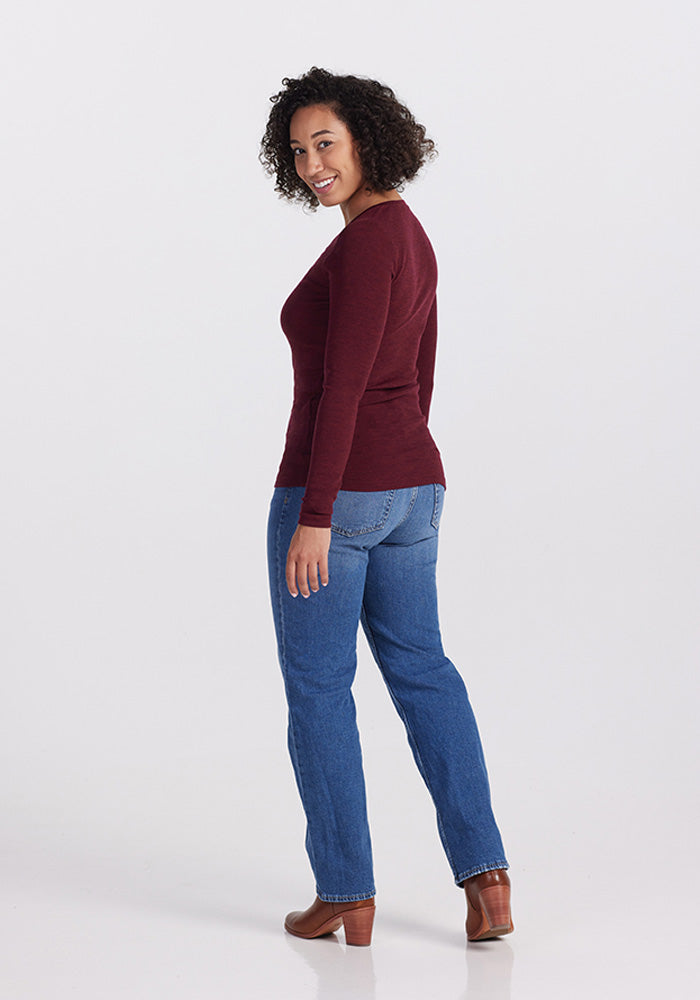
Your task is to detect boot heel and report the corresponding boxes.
[479,884,512,933]
[342,905,375,946]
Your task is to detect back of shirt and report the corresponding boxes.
[274,198,446,528]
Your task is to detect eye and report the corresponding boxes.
[291,140,332,157]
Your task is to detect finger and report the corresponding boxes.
[319,552,329,587]
[286,555,298,597]
[297,560,311,599]
[307,560,320,593]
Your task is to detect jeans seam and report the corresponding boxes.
[360,602,458,875]
[394,486,418,530]
[316,888,376,903]
[275,489,317,876]
[431,483,443,529]
[455,862,510,886]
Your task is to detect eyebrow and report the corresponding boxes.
[289,129,335,146]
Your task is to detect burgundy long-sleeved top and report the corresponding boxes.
[273,199,446,528]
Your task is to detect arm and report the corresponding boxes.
[416,295,438,424]
[297,223,394,528]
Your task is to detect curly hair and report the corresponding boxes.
[259,66,438,211]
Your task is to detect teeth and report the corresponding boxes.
[313,177,335,189]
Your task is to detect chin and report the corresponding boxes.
[309,185,342,206]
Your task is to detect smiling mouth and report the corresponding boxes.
[312,176,336,191]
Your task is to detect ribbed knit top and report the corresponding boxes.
[273,199,446,528]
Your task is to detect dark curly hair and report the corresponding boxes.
[259,66,438,211]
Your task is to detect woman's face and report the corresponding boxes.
[289,103,366,207]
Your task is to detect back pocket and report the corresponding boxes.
[330,489,395,536]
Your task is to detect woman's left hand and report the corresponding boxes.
[286,525,331,598]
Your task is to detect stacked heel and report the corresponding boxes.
[341,905,376,946]
[467,883,514,941]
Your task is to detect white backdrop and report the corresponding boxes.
[2,3,698,998]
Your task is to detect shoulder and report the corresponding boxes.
[325,202,415,273]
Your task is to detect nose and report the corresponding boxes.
[305,149,323,176]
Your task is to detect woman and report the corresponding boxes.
[259,67,513,946]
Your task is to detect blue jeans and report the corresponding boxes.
[266,483,508,902]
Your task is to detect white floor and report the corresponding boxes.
[2,800,697,999]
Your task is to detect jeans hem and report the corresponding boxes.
[454,861,509,886]
[317,888,376,903]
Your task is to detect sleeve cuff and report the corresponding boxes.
[298,511,332,529]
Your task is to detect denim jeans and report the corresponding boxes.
[266,482,508,902]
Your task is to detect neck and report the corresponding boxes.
[342,188,403,227]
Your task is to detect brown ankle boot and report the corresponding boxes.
[462,869,514,941]
[284,895,376,946]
